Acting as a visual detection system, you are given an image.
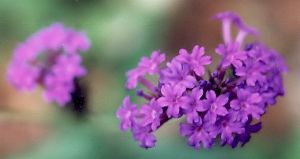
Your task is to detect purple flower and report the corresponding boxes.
[63,29,90,54]
[180,122,216,149]
[160,60,196,89]
[117,11,286,150]
[233,17,258,45]
[268,51,288,73]
[116,96,138,131]
[135,99,163,130]
[51,54,86,81]
[217,115,245,145]
[203,90,229,124]
[125,51,165,90]
[157,84,190,118]
[7,23,90,106]
[138,51,165,75]
[176,45,212,76]
[213,11,241,44]
[235,59,266,86]
[181,87,206,124]
[43,74,74,106]
[230,89,264,122]
[214,11,258,46]
[135,132,157,149]
[132,125,157,149]
[126,68,144,89]
[215,43,247,68]
[7,62,40,91]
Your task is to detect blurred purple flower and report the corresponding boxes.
[43,74,74,106]
[7,23,90,106]
[52,54,86,81]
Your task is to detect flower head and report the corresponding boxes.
[117,11,286,150]
[7,23,90,106]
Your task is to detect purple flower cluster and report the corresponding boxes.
[116,11,287,149]
[7,23,90,106]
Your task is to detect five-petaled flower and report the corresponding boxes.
[176,45,212,76]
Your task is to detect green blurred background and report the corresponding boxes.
[0,0,299,159]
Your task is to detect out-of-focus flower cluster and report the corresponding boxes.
[7,23,90,106]
[116,12,287,149]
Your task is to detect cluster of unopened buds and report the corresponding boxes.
[116,12,287,149]
[7,23,90,106]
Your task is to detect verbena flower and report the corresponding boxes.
[137,99,163,130]
[176,45,212,76]
[116,11,287,149]
[203,90,229,124]
[126,50,165,90]
[7,23,90,106]
[230,89,264,122]
[180,122,217,149]
[116,96,138,131]
[160,59,197,89]
[215,43,247,68]
[157,84,189,118]
[181,87,206,124]
[217,114,245,145]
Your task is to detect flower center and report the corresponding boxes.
[211,103,218,111]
